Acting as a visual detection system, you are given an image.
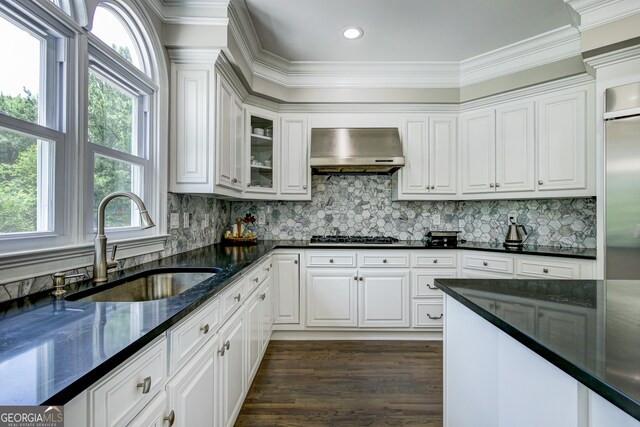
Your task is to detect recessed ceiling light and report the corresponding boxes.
[342,27,363,40]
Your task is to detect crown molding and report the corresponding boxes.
[142,0,229,25]
[460,73,594,111]
[460,26,582,87]
[583,43,640,68]
[276,103,460,114]
[564,0,640,30]
[167,47,221,63]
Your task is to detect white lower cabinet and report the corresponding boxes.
[165,336,218,427]
[218,308,247,427]
[247,288,263,382]
[359,269,410,328]
[128,392,170,427]
[306,269,358,327]
[272,253,300,324]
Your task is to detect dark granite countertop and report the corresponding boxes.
[0,239,596,407]
[435,278,640,421]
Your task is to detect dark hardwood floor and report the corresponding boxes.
[236,340,443,426]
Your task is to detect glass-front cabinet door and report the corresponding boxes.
[245,107,278,194]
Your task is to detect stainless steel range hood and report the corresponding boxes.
[310,128,405,174]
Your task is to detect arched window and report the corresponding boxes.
[86,1,159,237]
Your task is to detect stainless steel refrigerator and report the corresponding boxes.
[605,81,640,279]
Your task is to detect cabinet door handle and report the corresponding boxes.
[234,293,241,302]
[164,410,176,426]
[383,259,388,263]
[483,261,488,266]
[200,324,210,334]
[293,259,298,264]
[495,183,500,188]
[433,259,438,264]
[426,284,438,290]
[538,180,544,185]
[137,376,152,394]
[254,277,259,283]
[218,346,226,356]
[489,183,494,188]
[329,259,334,263]
[359,277,363,281]
[303,185,307,190]
[427,313,444,320]
[430,185,435,190]
[225,340,231,350]
[260,293,266,301]
[354,276,358,280]
[543,268,549,273]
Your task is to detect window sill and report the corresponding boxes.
[0,234,169,284]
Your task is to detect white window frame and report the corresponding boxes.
[0,0,168,283]
[0,2,69,252]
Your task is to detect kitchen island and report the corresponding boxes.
[436,278,640,426]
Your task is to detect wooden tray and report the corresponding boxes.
[223,236,258,245]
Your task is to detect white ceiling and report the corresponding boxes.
[244,0,573,63]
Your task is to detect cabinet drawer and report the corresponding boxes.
[412,252,458,268]
[413,302,444,328]
[516,258,580,279]
[306,252,356,268]
[412,270,456,298]
[90,337,167,427]
[246,259,271,295]
[221,278,246,321]
[462,253,514,274]
[168,297,220,374]
[358,253,409,268]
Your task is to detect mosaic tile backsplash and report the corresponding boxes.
[0,193,231,302]
[231,175,597,248]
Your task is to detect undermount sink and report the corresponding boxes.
[66,267,221,302]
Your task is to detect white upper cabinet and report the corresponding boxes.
[462,109,496,194]
[395,115,456,199]
[430,117,457,194]
[169,63,213,193]
[245,106,278,196]
[536,89,587,191]
[280,116,310,198]
[400,116,429,194]
[215,74,244,193]
[495,102,535,193]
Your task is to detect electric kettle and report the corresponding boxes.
[504,217,531,248]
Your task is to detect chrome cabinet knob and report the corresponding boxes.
[293,259,298,264]
[483,261,488,266]
[164,410,175,426]
[225,340,231,350]
[329,259,334,263]
[254,277,259,283]
[354,276,358,280]
[137,377,152,394]
[489,183,494,188]
[200,324,210,334]
[538,180,544,185]
[433,259,438,264]
[383,259,388,263]
[543,268,549,273]
[430,185,435,189]
[303,185,307,190]
[359,277,364,281]
[495,183,500,188]
[260,293,266,301]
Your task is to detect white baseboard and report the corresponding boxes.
[271,330,443,341]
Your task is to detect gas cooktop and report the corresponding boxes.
[309,235,400,246]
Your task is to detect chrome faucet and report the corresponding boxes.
[93,191,155,283]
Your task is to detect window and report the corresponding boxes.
[0,8,65,244]
[87,2,157,237]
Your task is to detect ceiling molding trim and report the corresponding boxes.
[460,26,582,87]
[167,48,221,63]
[583,44,640,68]
[252,59,461,89]
[460,73,594,111]
[564,0,640,31]
[143,0,229,24]
[276,103,460,114]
